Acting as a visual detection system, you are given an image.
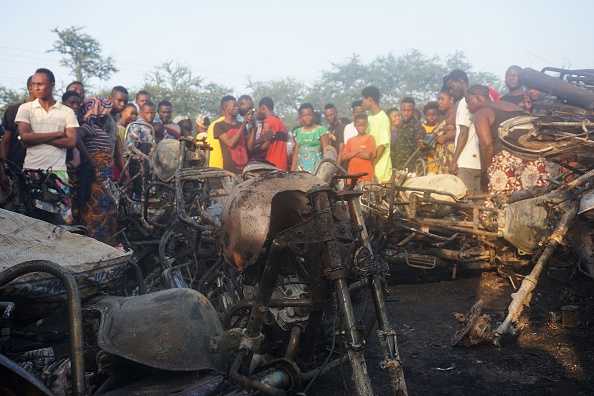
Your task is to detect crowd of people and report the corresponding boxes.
[0,65,551,244]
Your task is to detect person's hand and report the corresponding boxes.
[418,139,425,149]
[436,135,447,145]
[120,169,130,183]
[448,162,458,175]
[522,93,533,113]
[262,130,275,141]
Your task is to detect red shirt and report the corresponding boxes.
[262,115,288,170]
[214,121,248,173]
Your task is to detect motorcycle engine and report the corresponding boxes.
[268,275,310,332]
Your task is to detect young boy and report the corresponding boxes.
[118,103,139,147]
[341,114,376,182]
[422,102,438,133]
[422,101,439,173]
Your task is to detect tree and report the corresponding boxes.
[0,86,28,116]
[370,50,448,105]
[247,77,308,125]
[141,60,231,117]
[305,55,371,118]
[446,51,505,93]
[49,26,118,86]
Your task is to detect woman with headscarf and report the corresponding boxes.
[76,96,123,244]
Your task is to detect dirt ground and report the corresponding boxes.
[312,266,594,395]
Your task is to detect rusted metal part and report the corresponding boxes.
[125,260,146,294]
[227,350,289,396]
[372,278,408,396]
[256,358,302,395]
[310,189,373,396]
[345,178,408,395]
[285,326,302,359]
[519,67,594,110]
[209,327,264,353]
[501,195,566,255]
[298,244,330,366]
[221,298,325,331]
[221,171,326,271]
[314,146,340,184]
[221,239,289,377]
[541,67,594,82]
[300,354,350,382]
[415,218,501,237]
[561,166,594,192]
[451,300,494,347]
[0,260,86,396]
[141,181,175,229]
[277,212,335,243]
[175,167,239,230]
[245,239,287,339]
[493,200,580,346]
[92,288,227,372]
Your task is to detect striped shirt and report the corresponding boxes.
[80,123,111,154]
[15,98,79,171]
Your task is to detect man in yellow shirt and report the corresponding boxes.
[206,114,224,168]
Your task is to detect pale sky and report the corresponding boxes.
[1,0,592,96]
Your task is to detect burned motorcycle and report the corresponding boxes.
[195,170,407,395]
[0,168,407,395]
[0,160,85,233]
[102,122,237,291]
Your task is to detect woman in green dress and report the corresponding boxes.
[290,103,329,173]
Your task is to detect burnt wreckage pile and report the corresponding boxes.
[361,67,594,347]
[1,67,593,395]
[0,131,406,393]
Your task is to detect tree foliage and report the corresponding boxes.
[250,50,503,124]
[49,26,118,86]
[140,60,230,117]
[99,50,502,126]
[0,86,28,116]
[247,77,308,125]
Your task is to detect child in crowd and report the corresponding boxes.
[422,101,439,172]
[341,114,376,183]
[114,104,138,181]
[177,118,193,138]
[422,102,438,133]
[387,108,400,170]
[118,103,139,150]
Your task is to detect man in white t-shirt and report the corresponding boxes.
[16,68,78,178]
[446,69,481,195]
[15,68,79,223]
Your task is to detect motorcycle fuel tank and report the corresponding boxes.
[221,171,327,271]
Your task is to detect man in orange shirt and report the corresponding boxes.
[341,114,376,182]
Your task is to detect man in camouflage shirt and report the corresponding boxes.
[392,97,426,171]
